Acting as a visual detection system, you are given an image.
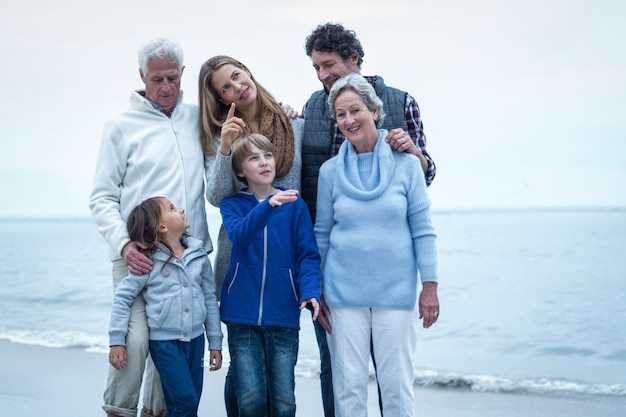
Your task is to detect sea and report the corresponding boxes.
[1,207,625,401]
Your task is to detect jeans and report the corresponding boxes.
[224,365,239,417]
[313,319,335,417]
[227,323,298,417]
[149,336,205,417]
[103,259,166,417]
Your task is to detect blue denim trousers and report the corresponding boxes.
[227,323,298,417]
[149,336,205,417]
[313,319,335,417]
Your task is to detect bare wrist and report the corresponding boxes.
[422,281,438,290]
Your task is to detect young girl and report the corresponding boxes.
[219,133,321,417]
[108,197,223,417]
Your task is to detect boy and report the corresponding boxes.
[219,133,321,417]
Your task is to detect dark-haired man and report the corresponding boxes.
[301,22,437,417]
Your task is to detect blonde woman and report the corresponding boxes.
[198,55,304,416]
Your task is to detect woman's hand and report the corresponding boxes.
[316,295,332,334]
[418,281,440,328]
[219,103,246,156]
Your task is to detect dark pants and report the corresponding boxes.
[149,336,204,417]
[313,319,335,417]
[226,324,298,417]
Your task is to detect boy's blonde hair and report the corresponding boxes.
[231,133,275,184]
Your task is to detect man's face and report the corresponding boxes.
[140,59,183,114]
[311,50,360,91]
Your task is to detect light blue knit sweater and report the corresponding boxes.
[314,130,437,310]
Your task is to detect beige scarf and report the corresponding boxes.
[241,105,295,178]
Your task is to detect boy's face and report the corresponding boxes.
[236,144,276,188]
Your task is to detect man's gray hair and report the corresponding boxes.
[138,37,184,74]
[328,73,385,127]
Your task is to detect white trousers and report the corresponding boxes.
[327,307,418,417]
[103,258,166,417]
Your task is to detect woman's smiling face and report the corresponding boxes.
[210,64,257,111]
[334,89,379,153]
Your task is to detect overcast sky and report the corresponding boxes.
[1,0,624,218]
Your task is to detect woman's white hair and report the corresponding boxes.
[328,73,385,127]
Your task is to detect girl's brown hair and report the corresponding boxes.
[126,197,184,275]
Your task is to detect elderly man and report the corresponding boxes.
[90,37,212,417]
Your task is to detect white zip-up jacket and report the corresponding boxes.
[90,90,212,260]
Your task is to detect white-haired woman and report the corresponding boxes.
[314,73,440,417]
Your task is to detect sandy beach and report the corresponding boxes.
[1,340,625,416]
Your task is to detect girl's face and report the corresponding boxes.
[210,64,258,111]
[159,198,189,235]
[333,89,379,153]
[236,144,276,189]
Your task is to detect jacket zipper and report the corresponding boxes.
[257,225,268,326]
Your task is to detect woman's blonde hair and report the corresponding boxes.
[198,55,283,156]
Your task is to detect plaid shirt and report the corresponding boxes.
[330,81,436,186]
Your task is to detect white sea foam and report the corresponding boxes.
[0,328,108,352]
[412,369,626,397]
[2,327,625,399]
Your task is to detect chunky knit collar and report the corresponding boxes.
[335,129,395,200]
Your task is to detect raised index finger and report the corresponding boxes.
[227,102,236,120]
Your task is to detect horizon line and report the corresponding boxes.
[1,205,625,222]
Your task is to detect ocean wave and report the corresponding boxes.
[0,328,108,353]
[295,359,626,398]
[3,328,625,399]
[412,369,626,397]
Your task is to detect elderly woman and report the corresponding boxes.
[314,73,440,417]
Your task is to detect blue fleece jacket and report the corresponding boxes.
[219,189,321,330]
[109,236,222,350]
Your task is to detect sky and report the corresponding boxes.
[1,0,625,218]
